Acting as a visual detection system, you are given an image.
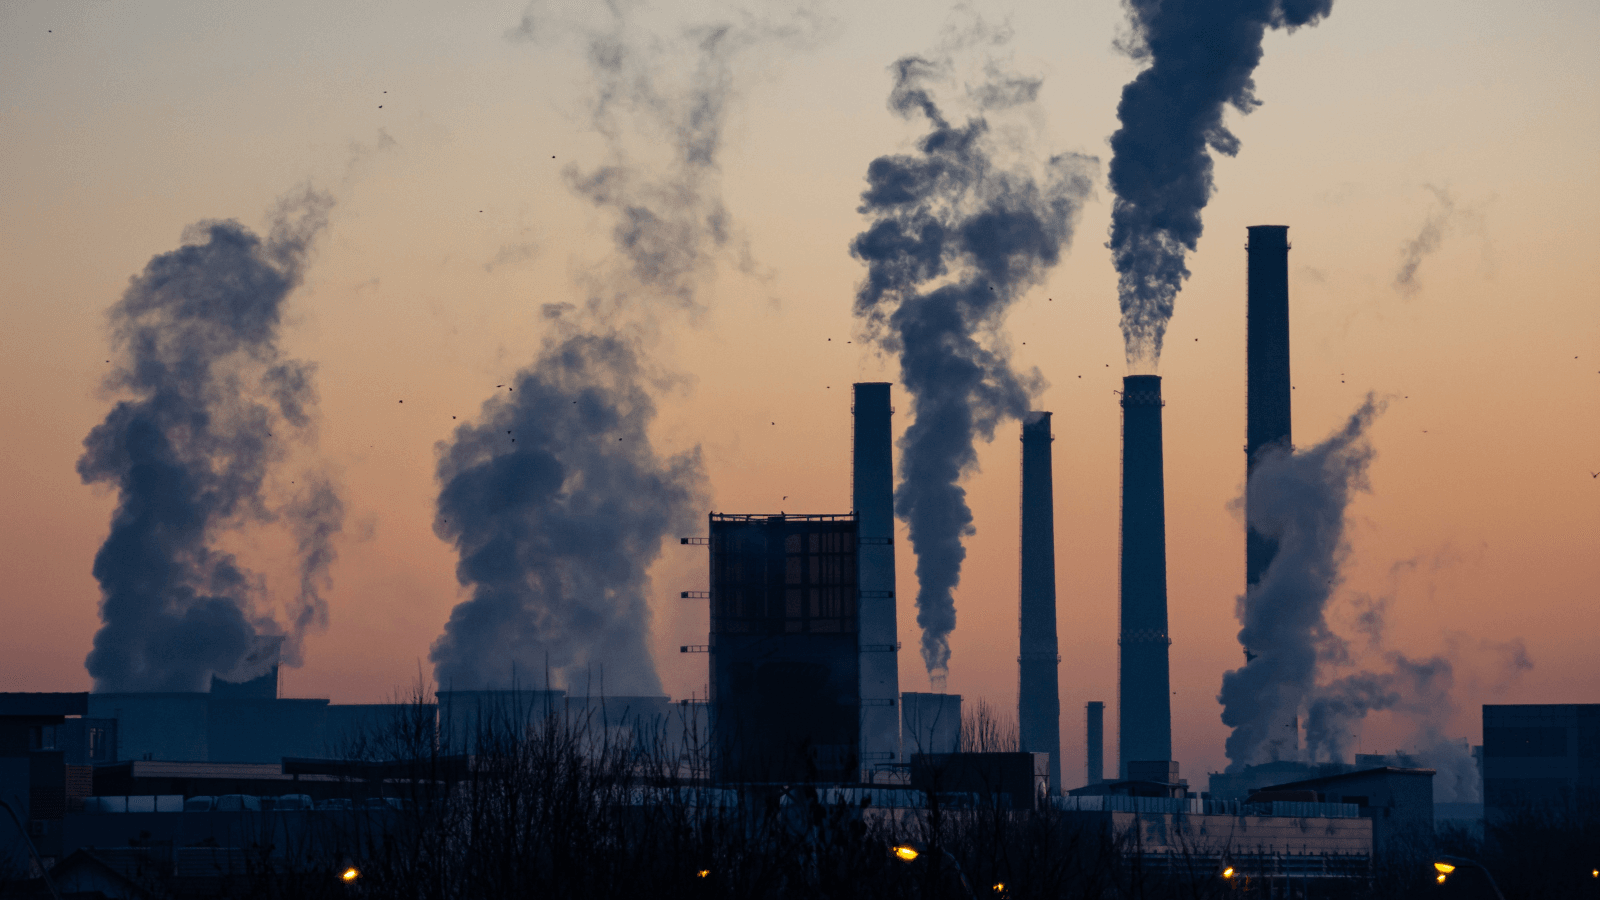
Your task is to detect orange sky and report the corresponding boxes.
[1,0,1596,781]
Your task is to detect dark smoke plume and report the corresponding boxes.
[1109,0,1334,367]
[78,190,342,692]
[430,2,808,692]
[430,325,704,694]
[1218,396,1383,768]
[851,30,1096,687]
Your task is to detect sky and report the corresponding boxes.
[0,0,1596,781]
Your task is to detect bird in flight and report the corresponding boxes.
[1591,472,1598,479]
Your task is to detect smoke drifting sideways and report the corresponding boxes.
[78,191,343,693]
[851,38,1097,688]
[1219,396,1384,769]
[430,327,704,695]
[1109,0,1334,369]
[1220,396,1530,802]
[429,2,806,693]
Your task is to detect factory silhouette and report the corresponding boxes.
[5,226,1594,898]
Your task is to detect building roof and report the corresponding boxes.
[0,692,88,717]
[1263,766,1435,792]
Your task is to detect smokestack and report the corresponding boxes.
[1246,225,1292,599]
[1018,412,1061,795]
[1086,701,1105,785]
[854,383,901,771]
[1118,375,1171,778]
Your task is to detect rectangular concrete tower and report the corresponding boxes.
[1086,700,1105,785]
[853,383,901,772]
[1246,225,1292,594]
[1118,375,1171,778]
[1018,412,1061,795]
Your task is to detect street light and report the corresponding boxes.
[342,867,361,883]
[1432,856,1505,899]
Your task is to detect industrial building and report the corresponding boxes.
[704,513,863,783]
[1250,766,1436,858]
[1482,703,1600,819]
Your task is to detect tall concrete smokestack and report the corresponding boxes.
[1118,375,1171,778]
[1086,700,1105,785]
[1018,412,1061,795]
[854,383,901,772]
[1246,225,1292,597]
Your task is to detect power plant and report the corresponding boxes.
[1018,412,1062,795]
[17,222,1572,891]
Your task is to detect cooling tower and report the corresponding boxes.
[1118,375,1171,778]
[1018,412,1061,795]
[853,383,901,772]
[1246,225,1292,593]
[1086,700,1105,785]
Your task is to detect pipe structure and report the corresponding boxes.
[853,383,901,772]
[1018,412,1061,795]
[1086,701,1105,785]
[1118,375,1171,778]
[1246,225,1292,597]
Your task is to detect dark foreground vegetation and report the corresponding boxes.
[3,691,1594,900]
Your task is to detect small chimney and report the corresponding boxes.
[1018,412,1061,795]
[1086,701,1105,785]
[1118,375,1171,778]
[854,383,901,769]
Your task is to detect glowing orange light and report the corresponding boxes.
[697,869,709,878]
[893,845,920,862]
[1434,862,1456,874]
[341,867,360,882]
[1222,867,1234,879]
[1436,873,1447,884]
[993,883,1005,893]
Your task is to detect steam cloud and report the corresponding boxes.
[430,326,704,695]
[851,27,1097,687]
[1221,397,1529,802]
[431,2,811,692]
[1219,396,1383,768]
[1109,0,1334,367]
[78,190,343,692]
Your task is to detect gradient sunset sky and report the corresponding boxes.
[1,0,1595,780]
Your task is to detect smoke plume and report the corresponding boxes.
[1109,0,1334,368]
[78,190,342,692]
[850,25,1097,687]
[430,325,704,695]
[1219,396,1383,768]
[430,2,810,692]
[1222,397,1530,800]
